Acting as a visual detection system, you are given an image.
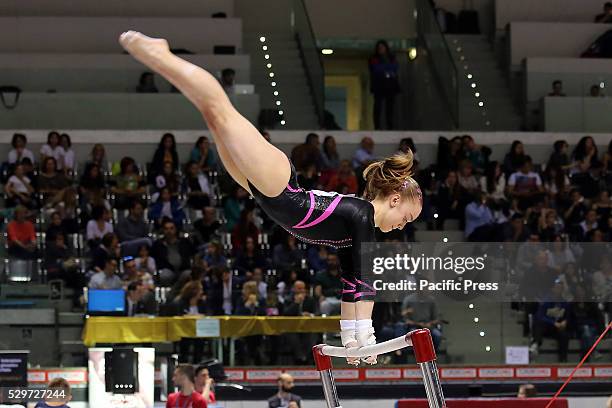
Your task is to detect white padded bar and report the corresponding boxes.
[320,334,412,358]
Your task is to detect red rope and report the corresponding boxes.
[544,322,611,408]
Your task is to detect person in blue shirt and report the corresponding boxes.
[464,192,494,240]
[531,280,570,362]
[34,377,71,408]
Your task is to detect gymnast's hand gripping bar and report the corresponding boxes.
[312,328,446,408]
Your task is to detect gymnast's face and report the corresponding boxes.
[379,194,422,233]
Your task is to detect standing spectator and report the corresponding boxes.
[86,206,114,249]
[503,141,526,176]
[548,80,566,97]
[369,40,400,130]
[34,377,72,408]
[150,187,186,229]
[191,136,218,172]
[116,200,148,243]
[326,160,358,194]
[594,1,612,22]
[194,366,217,405]
[184,161,211,209]
[136,72,158,93]
[193,207,221,245]
[7,133,35,165]
[268,373,302,408]
[79,163,106,207]
[531,280,570,362]
[38,157,70,199]
[152,220,195,282]
[7,205,37,260]
[86,144,108,174]
[88,258,122,289]
[60,133,76,174]
[4,163,35,208]
[112,157,146,210]
[152,133,179,174]
[314,253,343,315]
[40,131,65,170]
[507,156,544,210]
[291,133,320,172]
[166,365,207,408]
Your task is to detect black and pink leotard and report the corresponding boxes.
[246,163,376,302]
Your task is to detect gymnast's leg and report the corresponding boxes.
[119,31,291,198]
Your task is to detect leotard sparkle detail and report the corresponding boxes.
[247,162,376,301]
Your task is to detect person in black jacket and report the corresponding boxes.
[369,40,400,130]
[151,219,195,285]
[151,133,179,175]
[207,266,243,315]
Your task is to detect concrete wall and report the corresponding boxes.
[543,96,612,132]
[509,22,608,68]
[305,0,417,39]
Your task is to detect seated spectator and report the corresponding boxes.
[7,205,38,260]
[125,280,157,316]
[462,135,487,174]
[273,234,304,272]
[594,1,612,22]
[591,255,612,301]
[79,163,106,207]
[326,159,358,194]
[155,160,181,197]
[202,240,227,270]
[232,209,260,252]
[44,232,79,283]
[111,156,146,210]
[521,249,559,299]
[251,267,268,300]
[45,211,68,243]
[538,210,565,242]
[233,236,267,276]
[38,157,70,200]
[352,136,375,172]
[313,253,343,315]
[235,281,266,365]
[7,133,35,165]
[152,219,195,283]
[434,170,463,229]
[437,136,464,173]
[569,285,604,360]
[194,366,217,405]
[220,68,236,93]
[507,156,544,210]
[208,266,242,315]
[480,161,506,207]
[319,135,340,186]
[150,187,186,229]
[44,187,79,234]
[194,206,221,245]
[191,136,218,172]
[548,140,571,171]
[123,256,154,290]
[152,133,179,174]
[542,164,570,204]
[90,233,121,272]
[135,244,157,278]
[548,80,566,97]
[530,280,569,362]
[398,137,420,165]
[268,373,301,408]
[277,269,299,305]
[282,280,316,365]
[116,200,149,245]
[517,384,537,398]
[40,131,65,171]
[167,365,207,408]
[457,160,480,198]
[306,245,329,273]
[579,209,599,238]
[86,206,114,249]
[223,186,248,231]
[563,190,588,236]
[136,72,158,93]
[184,161,211,209]
[291,133,320,172]
[88,258,122,289]
[464,192,495,241]
[86,143,109,174]
[571,137,601,198]
[5,163,35,208]
[297,163,318,190]
[59,133,76,174]
[503,140,526,177]
[592,190,611,227]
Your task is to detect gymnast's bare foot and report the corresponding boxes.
[119,31,170,70]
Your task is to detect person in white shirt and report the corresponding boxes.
[88,259,123,289]
[40,131,66,170]
[507,156,544,210]
[60,133,76,174]
[86,206,114,246]
[5,163,35,208]
[7,133,35,165]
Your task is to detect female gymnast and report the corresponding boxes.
[119,31,422,365]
